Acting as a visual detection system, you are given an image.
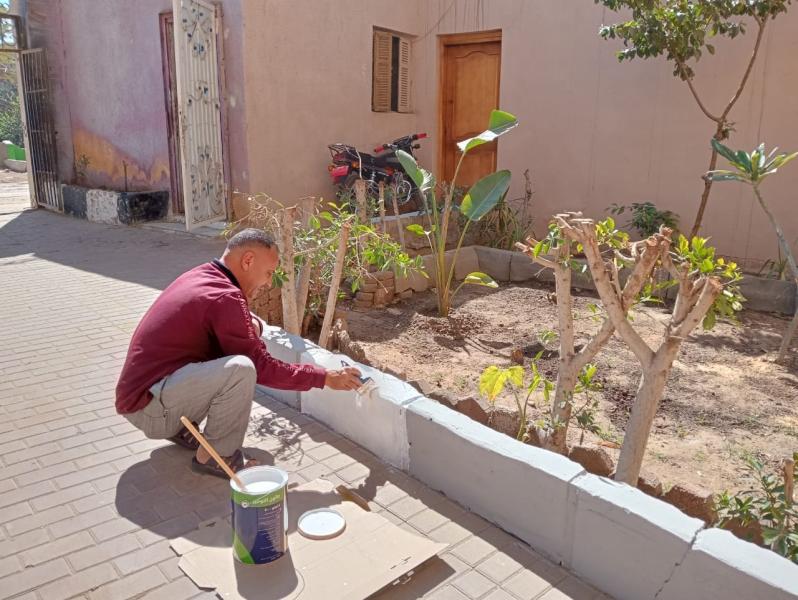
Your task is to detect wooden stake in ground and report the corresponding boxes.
[390,183,406,251]
[318,221,352,349]
[354,179,368,224]
[280,206,300,335]
[295,197,316,328]
[785,457,795,507]
[378,181,387,233]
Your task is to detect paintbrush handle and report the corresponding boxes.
[180,416,247,491]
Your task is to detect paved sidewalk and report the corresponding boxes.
[0,206,608,600]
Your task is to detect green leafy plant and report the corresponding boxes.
[398,110,518,316]
[475,168,535,250]
[236,195,423,338]
[478,356,607,445]
[300,201,423,309]
[708,140,798,361]
[758,255,790,281]
[609,202,679,238]
[0,54,21,147]
[594,0,794,238]
[716,453,797,563]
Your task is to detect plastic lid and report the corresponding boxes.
[297,508,346,540]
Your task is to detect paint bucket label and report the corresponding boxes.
[231,466,288,564]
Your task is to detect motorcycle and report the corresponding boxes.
[327,132,428,212]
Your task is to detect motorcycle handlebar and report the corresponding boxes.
[375,132,429,153]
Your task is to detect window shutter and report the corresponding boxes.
[397,36,411,113]
[372,30,392,112]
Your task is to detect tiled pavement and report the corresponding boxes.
[0,201,609,600]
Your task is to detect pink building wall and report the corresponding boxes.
[27,0,247,199]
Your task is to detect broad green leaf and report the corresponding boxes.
[464,272,498,288]
[406,224,425,236]
[735,149,752,172]
[457,110,519,153]
[460,170,512,222]
[488,109,519,135]
[712,139,742,167]
[708,170,746,182]
[396,150,436,194]
[773,151,798,170]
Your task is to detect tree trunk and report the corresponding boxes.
[689,22,766,238]
[753,187,798,361]
[615,344,679,485]
[544,368,578,453]
[547,250,575,453]
[689,127,723,239]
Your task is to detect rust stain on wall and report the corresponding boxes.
[72,128,170,192]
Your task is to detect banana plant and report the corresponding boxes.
[398,110,518,316]
[708,139,798,361]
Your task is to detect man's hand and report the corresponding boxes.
[324,367,363,391]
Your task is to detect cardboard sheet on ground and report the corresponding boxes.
[171,479,447,599]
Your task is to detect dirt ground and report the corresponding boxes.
[0,168,27,184]
[346,282,798,496]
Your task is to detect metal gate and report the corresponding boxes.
[172,0,226,230]
[19,48,61,211]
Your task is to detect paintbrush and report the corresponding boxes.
[340,360,377,396]
[180,416,248,491]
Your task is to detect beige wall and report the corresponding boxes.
[241,0,798,268]
[238,0,424,214]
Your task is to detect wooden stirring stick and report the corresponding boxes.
[180,416,247,491]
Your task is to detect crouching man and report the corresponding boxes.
[115,228,361,477]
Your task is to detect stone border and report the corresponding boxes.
[259,326,798,600]
[61,184,168,226]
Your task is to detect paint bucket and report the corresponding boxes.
[230,466,289,564]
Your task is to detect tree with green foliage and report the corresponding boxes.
[708,140,798,361]
[594,0,793,238]
[518,214,743,483]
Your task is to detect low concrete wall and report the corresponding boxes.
[474,245,797,315]
[4,158,26,172]
[259,327,798,600]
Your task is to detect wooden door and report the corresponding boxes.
[440,33,501,188]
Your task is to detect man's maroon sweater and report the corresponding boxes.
[115,260,326,414]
